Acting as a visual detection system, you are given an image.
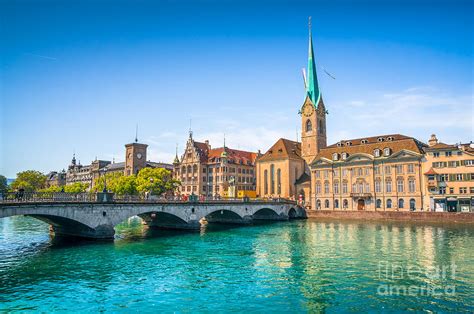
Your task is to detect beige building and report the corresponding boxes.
[422,134,474,212]
[255,139,307,199]
[310,134,426,211]
[173,133,259,197]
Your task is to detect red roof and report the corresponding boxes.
[424,167,438,175]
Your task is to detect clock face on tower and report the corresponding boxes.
[303,103,314,117]
[136,153,143,160]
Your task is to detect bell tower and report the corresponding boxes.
[300,17,327,165]
[124,128,148,176]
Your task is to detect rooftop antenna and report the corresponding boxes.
[135,124,138,143]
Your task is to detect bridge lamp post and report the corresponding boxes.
[103,168,108,193]
[149,178,154,199]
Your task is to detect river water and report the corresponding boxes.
[0,216,473,313]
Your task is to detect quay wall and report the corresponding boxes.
[306,210,474,224]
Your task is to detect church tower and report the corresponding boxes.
[300,17,327,165]
[124,130,148,176]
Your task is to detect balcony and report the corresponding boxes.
[350,192,372,199]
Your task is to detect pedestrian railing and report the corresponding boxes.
[0,192,297,205]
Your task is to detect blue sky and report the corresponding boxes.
[1,0,472,178]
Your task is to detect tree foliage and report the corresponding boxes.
[0,175,9,194]
[11,170,47,192]
[136,167,180,195]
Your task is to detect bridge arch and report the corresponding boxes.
[288,208,297,219]
[27,214,110,238]
[252,207,284,221]
[204,209,246,224]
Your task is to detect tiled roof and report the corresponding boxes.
[424,167,438,175]
[258,138,303,162]
[315,134,426,161]
[193,141,210,162]
[208,147,259,165]
[105,162,125,171]
[147,161,173,170]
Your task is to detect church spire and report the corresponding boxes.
[306,16,321,106]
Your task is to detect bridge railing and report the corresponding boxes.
[0,192,297,205]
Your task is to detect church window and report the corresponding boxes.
[277,169,281,194]
[270,164,275,194]
[306,119,312,132]
[264,170,268,194]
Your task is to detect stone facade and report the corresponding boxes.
[310,134,426,211]
[173,134,259,197]
[422,134,474,212]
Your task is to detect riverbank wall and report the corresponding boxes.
[305,210,474,224]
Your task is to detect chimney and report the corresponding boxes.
[205,140,210,149]
[428,134,438,147]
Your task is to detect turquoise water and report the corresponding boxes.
[0,217,473,313]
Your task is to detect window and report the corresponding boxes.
[342,169,348,177]
[386,180,392,193]
[358,183,364,193]
[316,170,320,178]
[407,164,414,173]
[385,165,391,174]
[346,141,352,146]
[384,148,391,156]
[365,168,370,176]
[335,199,339,209]
[306,119,312,132]
[456,174,463,181]
[374,149,381,157]
[375,180,382,193]
[264,170,268,194]
[365,183,370,193]
[465,160,474,166]
[374,166,381,175]
[361,139,368,144]
[398,199,404,209]
[324,181,330,194]
[439,187,446,194]
[449,187,454,194]
[317,200,321,209]
[470,187,474,194]
[459,187,467,194]
[316,182,321,194]
[318,120,324,134]
[334,181,339,194]
[377,137,384,142]
[270,164,275,194]
[343,199,348,208]
[376,199,382,208]
[396,165,403,174]
[387,199,392,208]
[433,152,440,158]
[397,179,404,192]
[342,181,348,194]
[332,153,339,161]
[408,179,416,193]
[410,199,416,210]
[325,200,330,208]
[277,169,281,194]
[324,170,329,179]
[445,151,452,157]
[342,153,348,160]
[358,168,363,176]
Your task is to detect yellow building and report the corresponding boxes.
[309,134,426,211]
[422,134,474,212]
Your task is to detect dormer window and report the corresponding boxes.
[278,148,283,153]
[374,149,381,157]
[337,142,343,147]
[384,147,391,156]
[361,139,368,144]
[377,137,384,142]
[345,142,352,146]
[332,153,339,161]
[387,136,394,141]
[342,152,348,160]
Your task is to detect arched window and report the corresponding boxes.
[343,199,348,209]
[264,170,268,194]
[335,199,339,209]
[398,198,404,209]
[182,166,186,174]
[187,165,192,173]
[277,168,281,194]
[387,199,392,208]
[306,119,312,132]
[317,200,321,209]
[270,164,275,194]
[325,200,330,208]
[410,198,416,210]
[193,164,198,173]
[376,199,382,208]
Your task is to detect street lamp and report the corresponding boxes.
[149,177,154,199]
[103,168,108,193]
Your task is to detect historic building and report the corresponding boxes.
[255,139,307,199]
[64,139,172,190]
[173,133,259,197]
[422,134,474,212]
[310,135,426,211]
[45,170,66,187]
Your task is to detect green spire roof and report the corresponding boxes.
[306,17,321,106]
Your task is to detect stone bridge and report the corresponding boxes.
[0,200,305,239]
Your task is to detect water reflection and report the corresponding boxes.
[0,216,473,312]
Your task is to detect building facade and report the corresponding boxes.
[423,134,474,212]
[173,133,259,197]
[310,135,426,211]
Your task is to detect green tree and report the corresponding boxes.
[39,185,62,193]
[94,172,138,195]
[0,175,9,194]
[11,170,47,192]
[64,182,89,193]
[136,167,180,196]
